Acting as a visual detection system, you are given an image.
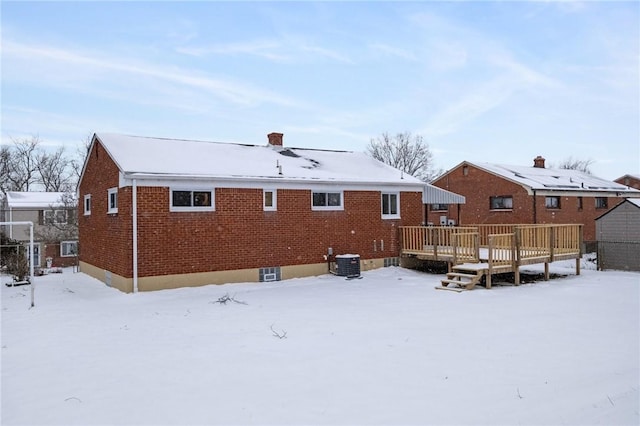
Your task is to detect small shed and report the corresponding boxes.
[595,199,640,271]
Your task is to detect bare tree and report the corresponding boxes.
[70,133,93,184]
[555,157,595,175]
[3,136,42,192]
[367,132,442,182]
[1,135,83,194]
[37,147,74,192]
[35,192,78,241]
[0,145,12,194]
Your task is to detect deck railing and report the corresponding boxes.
[400,224,582,265]
[452,232,480,264]
[399,226,476,257]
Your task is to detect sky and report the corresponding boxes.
[1,1,638,181]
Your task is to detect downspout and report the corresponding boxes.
[532,189,537,224]
[132,179,138,293]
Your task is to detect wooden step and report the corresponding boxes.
[441,279,475,286]
[446,272,478,279]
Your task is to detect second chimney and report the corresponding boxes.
[268,132,284,147]
[533,155,546,168]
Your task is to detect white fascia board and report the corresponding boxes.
[121,173,425,192]
[529,188,640,197]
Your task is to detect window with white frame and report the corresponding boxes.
[170,189,214,211]
[312,191,343,210]
[381,192,400,218]
[430,203,448,211]
[61,241,78,257]
[263,189,277,211]
[84,194,91,215]
[545,196,561,209]
[44,209,68,225]
[595,197,608,209]
[107,188,118,214]
[490,196,513,210]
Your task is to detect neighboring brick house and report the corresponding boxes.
[1,191,78,268]
[615,174,640,191]
[428,156,640,247]
[78,132,454,292]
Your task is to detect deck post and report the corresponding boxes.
[549,226,555,263]
[486,271,492,289]
[514,267,520,285]
[544,262,549,281]
[576,258,581,276]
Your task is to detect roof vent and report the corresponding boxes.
[533,155,546,168]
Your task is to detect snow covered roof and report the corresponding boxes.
[627,198,640,208]
[93,133,425,188]
[5,192,69,208]
[467,161,640,196]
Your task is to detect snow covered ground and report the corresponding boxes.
[2,258,638,426]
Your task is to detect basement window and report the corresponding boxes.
[312,191,343,211]
[171,189,215,212]
[490,196,513,210]
[545,196,561,209]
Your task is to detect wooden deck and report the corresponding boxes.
[399,224,583,291]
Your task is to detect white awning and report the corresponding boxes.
[423,185,465,204]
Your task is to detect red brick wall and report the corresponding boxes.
[615,176,640,190]
[79,142,424,279]
[135,188,422,278]
[78,141,133,278]
[429,163,622,242]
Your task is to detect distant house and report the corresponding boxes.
[615,174,640,191]
[429,156,640,248]
[595,199,640,271]
[1,191,78,268]
[77,132,463,292]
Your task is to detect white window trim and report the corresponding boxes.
[490,195,513,211]
[84,194,92,216]
[44,209,68,225]
[170,188,216,212]
[311,190,344,211]
[61,240,78,257]
[263,189,277,211]
[381,192,401,219]
[107,188,118,214]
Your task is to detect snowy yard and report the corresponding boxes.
[2,260,638,425]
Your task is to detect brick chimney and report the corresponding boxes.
[533,155,546,168]
[267,132,283,147]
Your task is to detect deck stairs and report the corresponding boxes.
[436,265,486,292]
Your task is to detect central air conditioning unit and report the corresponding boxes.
[440,215,448,225]
[335,254,361,278]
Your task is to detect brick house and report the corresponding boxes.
[1,191,78,268]
[78,132,457,292]
[615,174,640,191]
[428,156,640,247]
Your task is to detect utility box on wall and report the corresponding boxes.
[335,254,361,278]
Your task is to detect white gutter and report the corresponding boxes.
[132,179,138,293]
